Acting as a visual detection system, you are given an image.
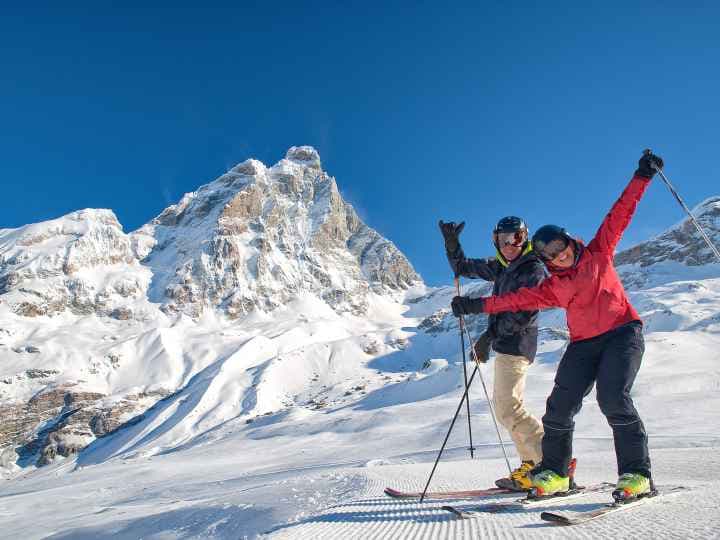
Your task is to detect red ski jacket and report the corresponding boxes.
[482,175,651,342]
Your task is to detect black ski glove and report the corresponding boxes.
[635,151,664,179]
[439,220,465,253]
[451,295,485,317]
[472,330,492,364]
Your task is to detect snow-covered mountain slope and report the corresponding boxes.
[0,147,422,471]
[1,153,719,538]
[2,267,719,538]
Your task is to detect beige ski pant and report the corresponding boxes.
[492,353,544,464]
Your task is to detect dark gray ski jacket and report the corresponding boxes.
[447,246,546,361]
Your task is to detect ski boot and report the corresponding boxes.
[495,460,535,491]
[527,458,577,499]
[528,469,570,498]
[612,473,653,503]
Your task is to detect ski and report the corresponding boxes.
[384,486,518,500]
[540,485,688,526]
[442,482,614,518]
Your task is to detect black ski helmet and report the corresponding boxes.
[532,225,574,261]
[494,216,527,234]
[493,217,530,266]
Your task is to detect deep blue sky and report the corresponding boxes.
[2,3,719,286]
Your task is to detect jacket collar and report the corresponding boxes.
[495,242,535,269]
[497,247,540,272]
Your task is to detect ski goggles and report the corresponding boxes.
[495,231,526,247]
[536,237,570,262]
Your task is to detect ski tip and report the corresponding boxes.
[441,505,465,519]
[383,487,412,498]
[540,511,572,525]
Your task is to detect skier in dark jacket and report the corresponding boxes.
[440,216,546,490]
[450,151,663,501]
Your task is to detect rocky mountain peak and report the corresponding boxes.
[133,147,421,318]
[285,145,322,169]
[1,148,421,321]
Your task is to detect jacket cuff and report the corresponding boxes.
[469,297,486,314]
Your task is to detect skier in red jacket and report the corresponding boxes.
[451,151,664,501]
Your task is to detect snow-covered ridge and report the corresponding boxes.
[0,146,420,321]
[0,209,150,319]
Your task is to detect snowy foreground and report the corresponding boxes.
[1,269,720,538]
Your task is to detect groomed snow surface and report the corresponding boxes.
[1,272,720,538]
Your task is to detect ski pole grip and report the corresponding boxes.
[642,148,661,171]
[643,148,661,171]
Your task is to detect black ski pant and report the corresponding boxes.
[540,321,651,479]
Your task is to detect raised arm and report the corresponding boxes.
[439,220,500,281]
[590,152,663,254]
[589,175,651,255]
[448,246,501,281]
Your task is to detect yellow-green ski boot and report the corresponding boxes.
[612,473,651,502]
[529,469,570,498]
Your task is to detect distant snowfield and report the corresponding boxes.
[1,267,720,538]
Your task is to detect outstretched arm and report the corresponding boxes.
[492,260,548,329]
[482,276,564,313]
[452,274,566,317]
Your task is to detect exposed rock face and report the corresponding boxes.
[134,146,420,318]
[615,197,720,289]
[616,197,720,268]
[1,388,168,468]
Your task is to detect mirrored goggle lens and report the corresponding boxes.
[496,231,526,247]
[538,238,569,261]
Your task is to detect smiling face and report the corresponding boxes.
[494,230,527,262]
[546,242,575,269]
[500,242,523,262]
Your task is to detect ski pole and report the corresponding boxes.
[645,149,720,263]
[455,278,476,459]
[420,361,480,502]
[462,321,513,477]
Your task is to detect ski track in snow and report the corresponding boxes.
[1,446,718,539]
[263,448,720,539]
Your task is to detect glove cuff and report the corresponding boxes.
[444,239,459,253]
